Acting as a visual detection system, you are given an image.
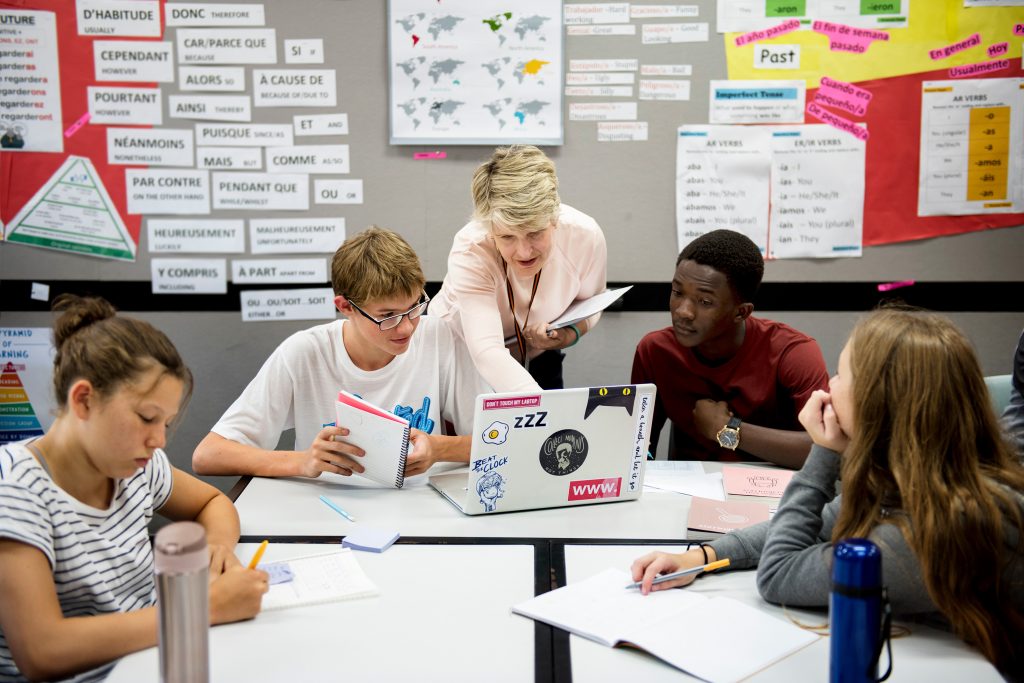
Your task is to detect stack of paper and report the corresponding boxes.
[342,526,401,553]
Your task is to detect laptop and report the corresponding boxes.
[429,384,656,515]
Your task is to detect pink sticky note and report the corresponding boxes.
[816,76,873,117]
[806,102,870,141]
[722,465,795,498]
[413,151,447,159]
[814,20,889,53]
[829,35,873,53]
[688,496,771,533]
[1014,23,1024,37]
[734,19,801,47]
[64,112,90,138]
[949,58,1010,78]
[877,280,915,292]
[928,33,981,60]
[987,42,1009,58]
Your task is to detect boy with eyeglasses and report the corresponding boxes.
[193,227,491,481]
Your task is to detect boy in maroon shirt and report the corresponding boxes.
[632,230,829,467]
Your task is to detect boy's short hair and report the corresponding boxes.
[677,229,764,303]
[471,145,560,231]
[330,226,425,304]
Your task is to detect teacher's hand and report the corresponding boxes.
[524,322,575,351]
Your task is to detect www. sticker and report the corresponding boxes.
[567,477,621,501]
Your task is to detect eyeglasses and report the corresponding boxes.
[346,291,430,331]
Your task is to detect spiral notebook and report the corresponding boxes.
[335,390,411,489]
[259,549,379,611]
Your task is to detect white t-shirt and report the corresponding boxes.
[0,442,174,682]
[211,316,492,476]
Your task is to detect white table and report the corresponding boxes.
[563,544,1002,682]
[233,472,693,540]
[107,543,537,682]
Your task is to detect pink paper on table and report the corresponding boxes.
[815,76,872,117]
[688,496,771,534]
[806,102,869,141]
[723,465,795,498]
[927,33,981,60]
[734,19,801,47]
[949,59,1009,78]
[987,42,1009,58]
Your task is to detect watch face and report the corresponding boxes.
[717,428,740,450]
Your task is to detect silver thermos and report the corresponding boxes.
[154,521,210,683]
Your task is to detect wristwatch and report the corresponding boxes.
[716,416,742,450]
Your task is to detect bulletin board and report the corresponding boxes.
[1,0,1022,297]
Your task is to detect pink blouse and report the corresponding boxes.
[430,204,608,392]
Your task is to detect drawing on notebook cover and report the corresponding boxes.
[540,429,588,476]
[482,420,509,445]
[476,470,506,511]
[584,385,636,418]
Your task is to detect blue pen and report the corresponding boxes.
[319,495,357,522]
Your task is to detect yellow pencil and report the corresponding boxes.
[247,540,269,569]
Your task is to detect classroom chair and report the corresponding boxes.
[985,374,1013,415]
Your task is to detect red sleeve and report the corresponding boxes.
[632,337,666,456]
[777,339,830,412]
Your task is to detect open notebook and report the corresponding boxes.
[259,549,379,611]
[335,390,411,489]
[512,568,817,682]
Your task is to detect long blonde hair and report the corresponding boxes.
[833,307,1024,671]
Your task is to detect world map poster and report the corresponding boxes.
[388,0,563,145]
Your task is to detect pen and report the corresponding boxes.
[319,494,357,522]
[247,539,269,569]
[625,558,731,589]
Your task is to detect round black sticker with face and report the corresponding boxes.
[539,429,588,476]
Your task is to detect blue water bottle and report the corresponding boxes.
[830,539,886,682]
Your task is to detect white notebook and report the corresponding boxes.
[260,549,379,611]
[512,568,817,682]
[335,390,411,489]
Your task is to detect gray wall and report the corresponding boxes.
[2,308,1021,482]
[2,0,1022,484]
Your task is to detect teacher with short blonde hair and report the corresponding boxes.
[430,145,608,392]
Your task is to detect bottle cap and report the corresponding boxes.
[833,538,882,591]
[155,521,208,574]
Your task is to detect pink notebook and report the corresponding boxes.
[722,465,794,498]
[687,496,771,534]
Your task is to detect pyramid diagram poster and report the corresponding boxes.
[4,156,136,261]
[0,329,55,445]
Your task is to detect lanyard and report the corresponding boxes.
[501,256,542,366]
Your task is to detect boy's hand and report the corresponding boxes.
[403,429,436,477]
[296,425,365,478]
[693,399,732,442]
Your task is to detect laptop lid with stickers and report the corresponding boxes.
[429,384,656,515]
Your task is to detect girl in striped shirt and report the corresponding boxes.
[0,295,268,682]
